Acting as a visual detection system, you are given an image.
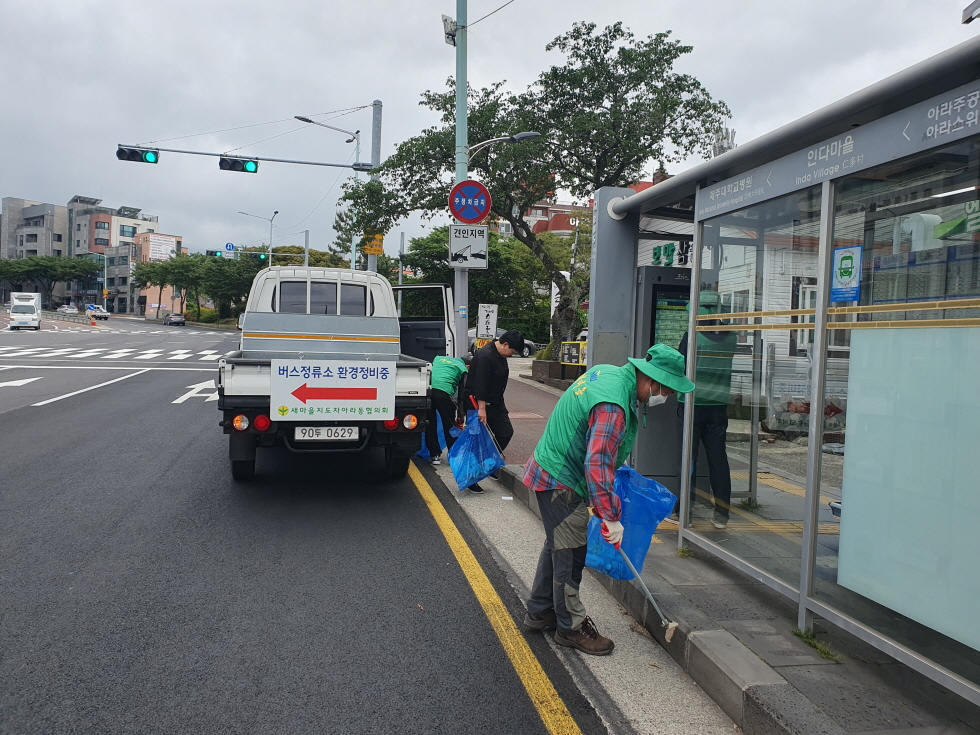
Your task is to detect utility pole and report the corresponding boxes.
[304,229,310,266]
[453,0,468,357]
[397,232,406,315]
[367,100,383,273]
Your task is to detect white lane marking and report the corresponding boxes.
[0,377,43,388]
[172,379,218,403]
[31,369,151,406]
[0,348,48,357]
[132,350,166,360]
[197,352,222,361]
[34,349,81,357]
[167,351,193,360]
[1,364,216,372]
[70,350,108,358]
[102,349,139,359]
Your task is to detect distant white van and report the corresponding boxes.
[9,293,41,330]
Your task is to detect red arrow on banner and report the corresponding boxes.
[291,384,378,404]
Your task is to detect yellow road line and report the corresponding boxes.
[407,462,583,735]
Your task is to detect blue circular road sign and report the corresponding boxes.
[225,242,235,251]
[448,180,492,224]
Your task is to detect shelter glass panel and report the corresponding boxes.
[692,186,823,589]
[814,137,980,688]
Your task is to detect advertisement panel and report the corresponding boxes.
[148,234,177,262]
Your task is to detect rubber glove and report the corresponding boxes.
[601,520,624,548]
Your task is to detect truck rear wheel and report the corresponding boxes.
[384,448,410,479]
[231,459,255,481]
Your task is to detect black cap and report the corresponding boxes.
[498,330,525,353]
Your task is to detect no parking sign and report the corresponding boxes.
[448,180,492,224]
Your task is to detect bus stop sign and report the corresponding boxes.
[448,180,492,224]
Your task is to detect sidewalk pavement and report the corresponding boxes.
[491,465,980,735]
[450,370,980,735]
[428,460,736,735]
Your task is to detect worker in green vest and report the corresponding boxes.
[522,344,695,655]
[424,355,469,465]
[677,290,739,529]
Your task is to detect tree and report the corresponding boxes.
[339,22,728,355]
[0,256,101,306]
[200,256,262,318]
[132,260,171,317]
[167,253,207,316]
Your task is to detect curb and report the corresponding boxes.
[496,464,847,735]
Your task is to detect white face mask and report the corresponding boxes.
[647,391,668,408]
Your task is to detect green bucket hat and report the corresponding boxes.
[627,343,695,394]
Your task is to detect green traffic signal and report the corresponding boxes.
[219,156,259,173]
[116,146,160,164]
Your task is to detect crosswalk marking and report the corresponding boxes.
[102,349,139,359]
[197,351,221,361]
[167,351,193,360]
[71,349,107,358]
[132,350,166,360]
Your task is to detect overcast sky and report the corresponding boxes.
[1,0,977,256]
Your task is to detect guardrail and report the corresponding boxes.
[40,310,99,325]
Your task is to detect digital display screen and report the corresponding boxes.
[654,296,690,351]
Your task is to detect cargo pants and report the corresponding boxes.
[526,487,590,634]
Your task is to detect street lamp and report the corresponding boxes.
[296,115,362,269]
[467,132,542,164]
[239,210,278,253]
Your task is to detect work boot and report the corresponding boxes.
[554,616,614,656]
[524,609,558,631]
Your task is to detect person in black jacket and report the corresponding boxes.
[463,330,524,492]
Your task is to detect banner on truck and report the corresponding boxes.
[270,360,397,420]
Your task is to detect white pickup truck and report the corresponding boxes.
[217,266,455,481]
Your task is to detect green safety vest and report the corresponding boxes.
[533,364,638,501]
[430,356,467,395]
[680,332,738,406]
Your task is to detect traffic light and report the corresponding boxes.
[205,250,224,257]
[219,156,259,173]
[250,252,268,261]
[116,146,160,164]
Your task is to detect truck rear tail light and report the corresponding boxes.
[382,419,400,431]
[402,414,418,430]
[232,414,250,431]
[253,414,272,432]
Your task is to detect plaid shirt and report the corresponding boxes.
[523,402,626,522]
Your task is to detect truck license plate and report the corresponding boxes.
[295,426,358,441]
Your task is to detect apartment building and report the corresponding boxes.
[67,195,159,258]
[0,197,69,259]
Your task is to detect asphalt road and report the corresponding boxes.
[0,323,605,734]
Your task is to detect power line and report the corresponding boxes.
[276,149,357,232]
[141,106,370,146]
[468,0,515,27]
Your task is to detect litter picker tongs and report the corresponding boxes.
[602,522,679,643]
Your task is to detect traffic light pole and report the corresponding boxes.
[453,0,468,358]
[367,100,383,273]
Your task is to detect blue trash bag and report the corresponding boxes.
[447,410,505,490]
[417,412,464,460]
[585,465,677,580]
